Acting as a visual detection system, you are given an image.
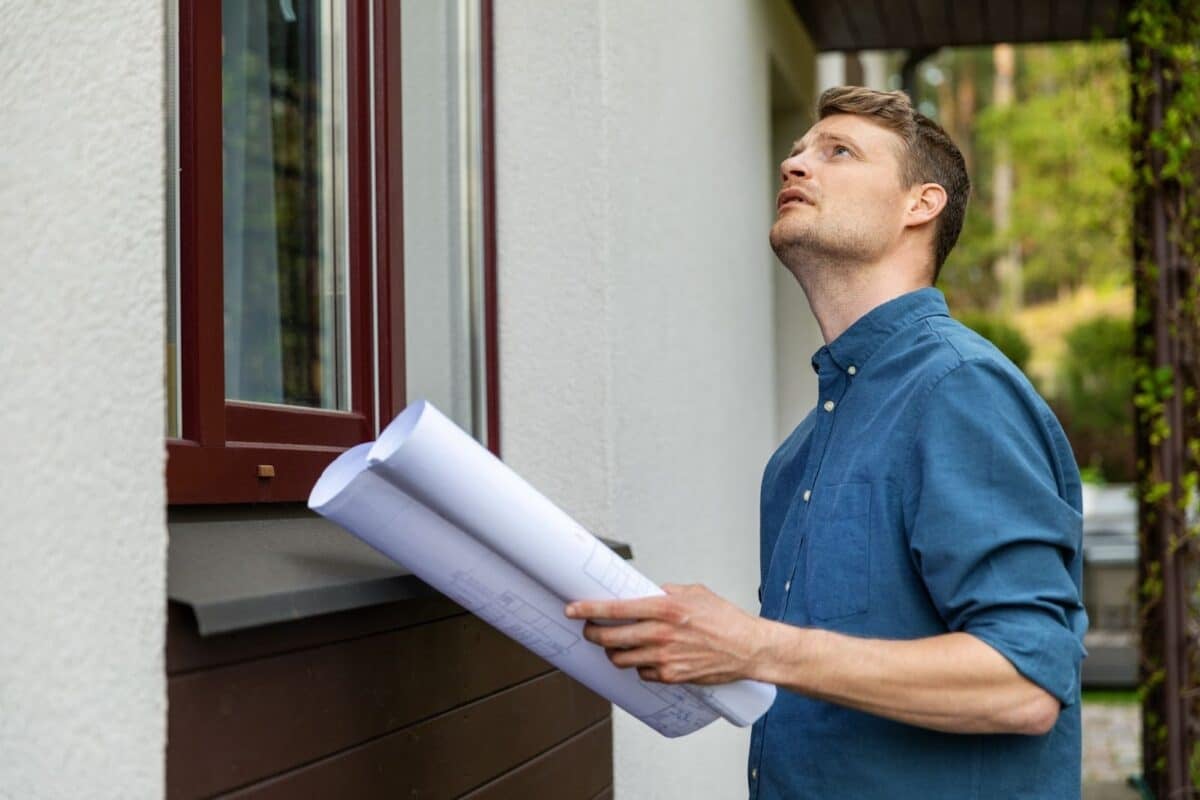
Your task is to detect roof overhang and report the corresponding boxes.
[790,0,1132,52]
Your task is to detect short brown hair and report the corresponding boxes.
[817,86,970,282]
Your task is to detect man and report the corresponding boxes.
[565,86,1087,798]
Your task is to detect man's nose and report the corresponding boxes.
[780,152,810,183]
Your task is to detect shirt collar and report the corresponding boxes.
[810,287,950,375]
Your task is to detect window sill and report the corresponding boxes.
[168,505,632,636]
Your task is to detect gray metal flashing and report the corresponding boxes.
[168,505,632,636]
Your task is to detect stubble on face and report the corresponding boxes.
[769,205,885,292]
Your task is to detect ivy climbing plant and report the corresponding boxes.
[1129,0,1200,796]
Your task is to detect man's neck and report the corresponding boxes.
[796,263,931,345]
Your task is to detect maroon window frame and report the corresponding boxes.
[169,0,499,505]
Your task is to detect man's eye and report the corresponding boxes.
[832,145,852,157]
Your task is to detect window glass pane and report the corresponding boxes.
[401,0,484,438]
[222,0,348,409]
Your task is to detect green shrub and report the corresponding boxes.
[957,312,1033,373]
[1054,315,1135,482]
[1059,315,1134,433]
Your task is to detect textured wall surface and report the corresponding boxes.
[495,2,817,796]
[0,2,167,797]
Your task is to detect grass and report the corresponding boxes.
[1083,689,1140,706]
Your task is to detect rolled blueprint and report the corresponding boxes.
[309,443,719,738]
[366,400,777,728]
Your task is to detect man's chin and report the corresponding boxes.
[769,219,813,257]
[770,225,855,273]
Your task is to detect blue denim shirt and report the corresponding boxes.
[749,287,1087,800]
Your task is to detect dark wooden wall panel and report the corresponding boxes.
[461,718,613,800]
[167,596,462,675]
[223,672,609,799]
[168,614,557,798]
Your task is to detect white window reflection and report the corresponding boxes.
[401,0,486,439]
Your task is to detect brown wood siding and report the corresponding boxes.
[167,601,614,799]
[460,719,613,800]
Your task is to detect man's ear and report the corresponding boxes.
[905,182,947,228]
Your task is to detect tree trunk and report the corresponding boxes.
[991,44,1021,314]
[954,52,976,175]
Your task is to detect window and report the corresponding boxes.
[167,0,498,505]
[400,1,491,438]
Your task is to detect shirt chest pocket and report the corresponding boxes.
[803,482,871,622]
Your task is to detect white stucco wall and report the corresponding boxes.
[495,2,816,796]
[769,3,824,438]
[0,2,166,797]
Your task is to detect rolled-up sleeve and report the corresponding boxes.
[906,359,1087,706]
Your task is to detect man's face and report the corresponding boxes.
[769,113,911,270]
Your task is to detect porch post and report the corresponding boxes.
[1130,3,1200,796]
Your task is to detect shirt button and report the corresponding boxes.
[848,365,857,375]
[823,400,835,412]
[803,489,811,502]
[751,768,758,780]
[784,580,791,592]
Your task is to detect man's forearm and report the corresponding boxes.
[749,622,1061,736]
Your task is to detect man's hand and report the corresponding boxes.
[565,584,1060,734]
[564,583,767,685]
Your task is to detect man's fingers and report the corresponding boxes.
[565,596,667,621]
[606,645,663,669]
[583,620,671,649]
[662,582,704,595]
[637,666,661,682]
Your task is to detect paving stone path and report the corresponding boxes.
[1082,701,1141,798]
